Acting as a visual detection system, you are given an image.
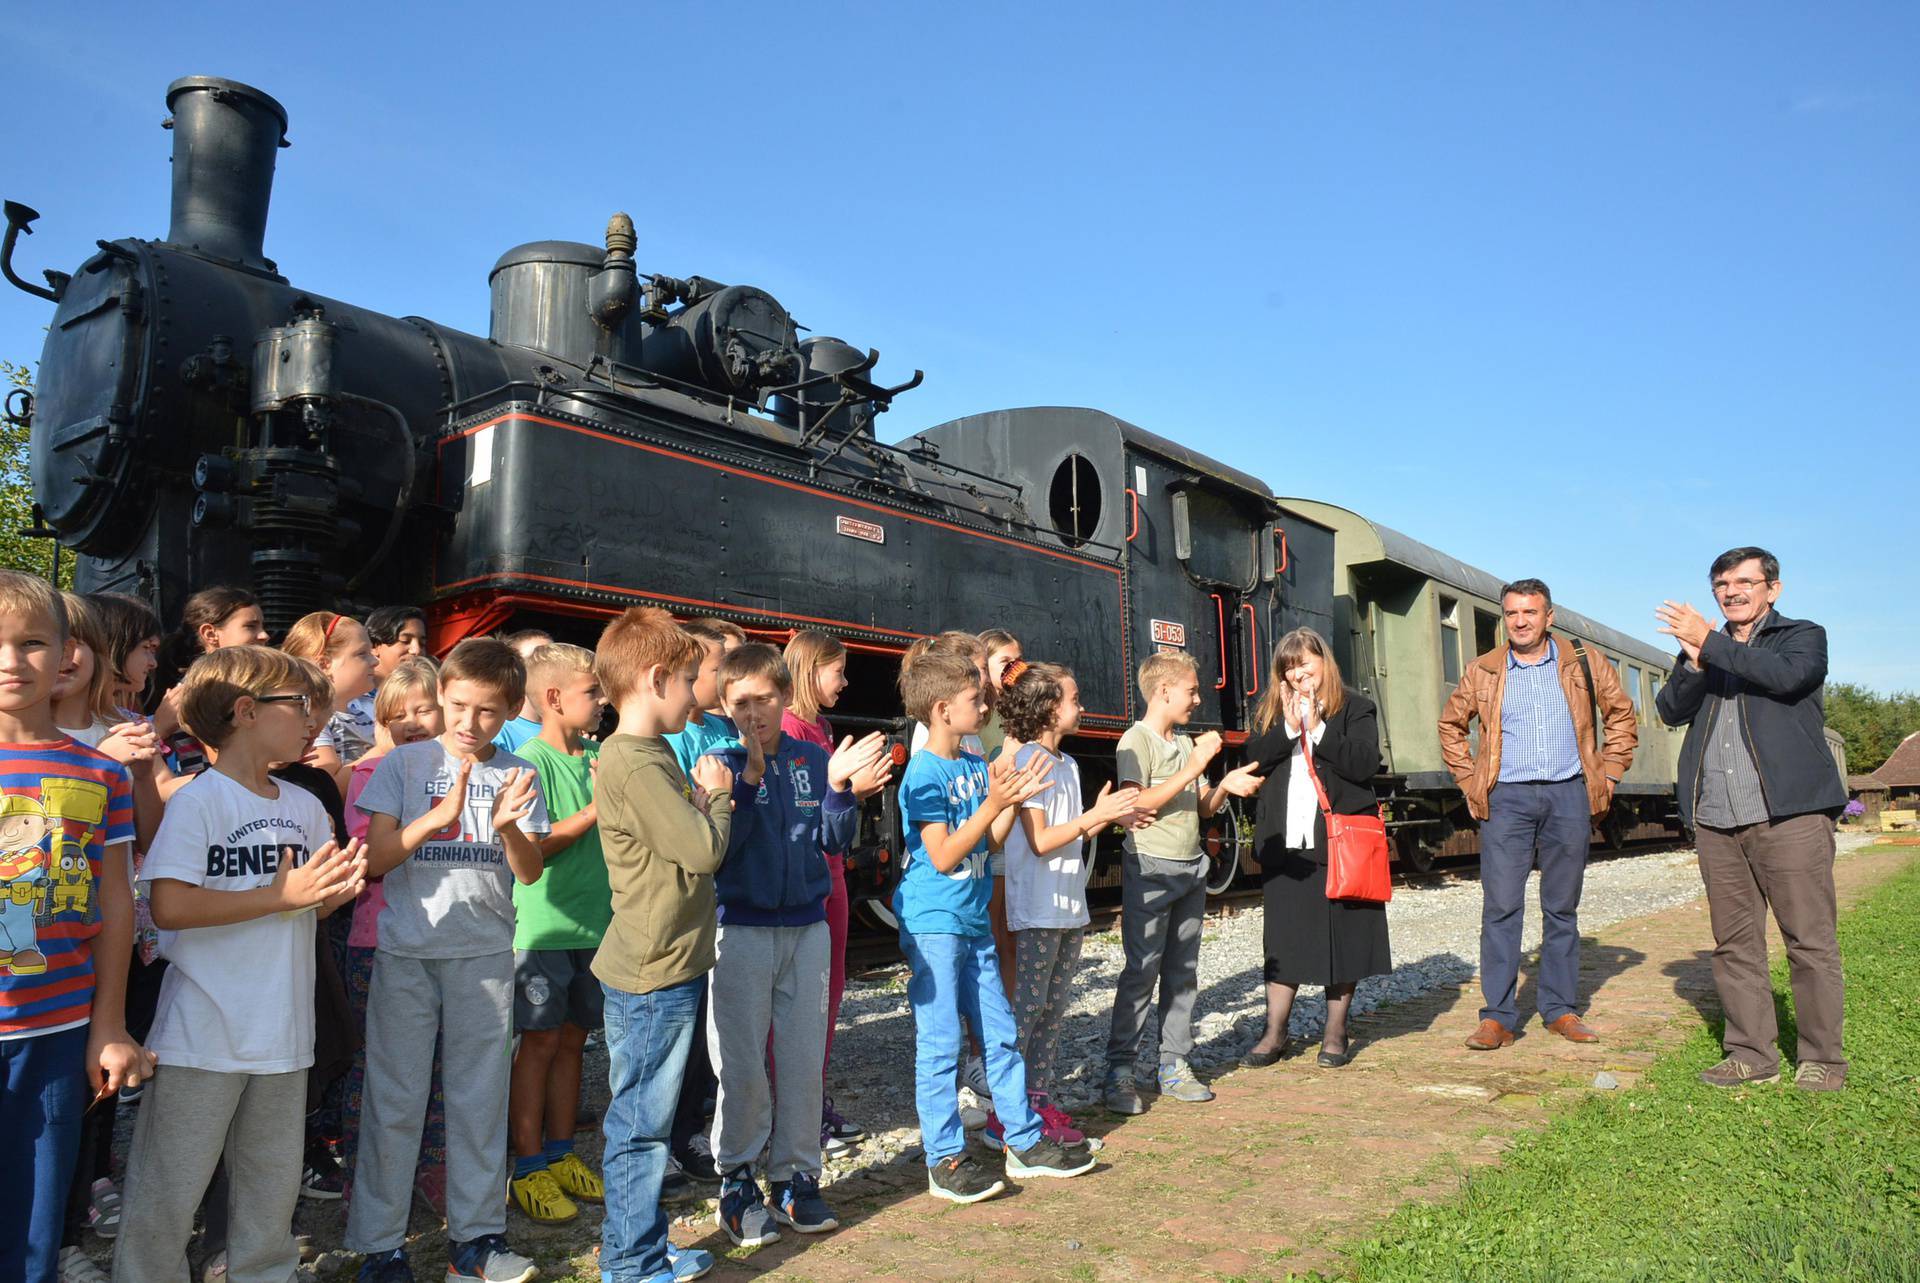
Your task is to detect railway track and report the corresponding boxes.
[842,835,1693,976]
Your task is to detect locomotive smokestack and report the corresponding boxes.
[162,76,289,275]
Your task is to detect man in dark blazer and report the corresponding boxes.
[1657,546,1849,1091]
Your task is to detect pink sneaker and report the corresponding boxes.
[982,1112,1006,1150]
[1032,1094,1103,1151]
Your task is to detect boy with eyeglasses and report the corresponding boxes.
[114,645,367,1283]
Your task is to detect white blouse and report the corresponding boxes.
[1284,720,1327,849]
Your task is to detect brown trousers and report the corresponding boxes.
[1695,813,1845,1070]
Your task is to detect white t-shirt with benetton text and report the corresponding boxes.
[1001,743,1091,930]
[142,770,334,1073]
[355,739,550,959]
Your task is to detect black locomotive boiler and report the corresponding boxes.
[9,76,1327,904]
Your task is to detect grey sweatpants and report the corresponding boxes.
[1012,926,1085,1094]
[346,950,513,1251]
[706,920,830,1181]
[1104,850,1207,1069]
[113,1063,307,1283]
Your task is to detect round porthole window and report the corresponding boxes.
[1048,453,1103,547]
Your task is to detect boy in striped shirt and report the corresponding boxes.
[0,572,142,1283]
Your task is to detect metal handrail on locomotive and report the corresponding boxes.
[4,76,1683,922]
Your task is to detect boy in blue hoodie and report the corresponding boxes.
[705,644,886,1247]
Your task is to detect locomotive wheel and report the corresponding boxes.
[1394,830,1437,875]
[855,896,900,933]
[1601,808,1629,852]
[1201,806,1244,896]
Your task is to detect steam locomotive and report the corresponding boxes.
[6,77,1679,912]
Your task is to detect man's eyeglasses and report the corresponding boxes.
[1711,577,1773,595]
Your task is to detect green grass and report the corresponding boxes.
[1322,850,1920,1283]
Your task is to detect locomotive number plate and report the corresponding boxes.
[835,515,886,544]
[1150,619,1187,647]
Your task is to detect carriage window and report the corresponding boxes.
[1649,674,1663,709]
[1439,595,1462,685]
[1626,663,1644,712]
[1474,608,1500,657]
[1048,454,1103,547]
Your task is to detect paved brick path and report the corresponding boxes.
[662,842,1916,1282]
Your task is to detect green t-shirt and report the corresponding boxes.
[512,736,612,950]
[1116,721,1201,862]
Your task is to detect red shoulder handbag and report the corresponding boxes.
[1302,736,1392,903]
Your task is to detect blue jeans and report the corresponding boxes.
[1479,776,1591,1028]
[899,930,1041,1165]
[0,1025,88,1283]
[600,977,702,1283]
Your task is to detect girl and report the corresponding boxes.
[281,611,379,792]
[781,629,893,1153]
[996,660,1146,1146]
[151,587,268,780]
[88,592,165,716]
[340,658,450,1214]
[1240,628,1390,1069]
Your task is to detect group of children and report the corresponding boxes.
[0,569,1260,1283]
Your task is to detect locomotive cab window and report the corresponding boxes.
[1439,595,1462,685]
[1048,453,1103,547]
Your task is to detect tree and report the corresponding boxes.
[1827,682,1920,776]
[0,359,70,587]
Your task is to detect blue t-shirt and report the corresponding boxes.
[892,749,993,937]
[663,712,740,780]
[493,715,542,755]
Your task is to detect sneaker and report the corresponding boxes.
[57,1245,108,1283]
[1103,1068,1146,1116]
[1034,1096,1100,1151]
[822,1095,864,1144]
[87,1177,121,1238]
[716,1167,780,1248]
[547,1152,603,1203]
[664,1244,713,1282]
[960,1053,991,1099]
[1157,1057,1215,1103]
[957,1101,991,1130]
[1006,1135,1097,1180]
[675,1134,720,1183]
[1794,1062,1847,1092]
[820,1123,850,1157]
[508,1168,578,1225]
[769,1170,839,1234]
[355,1250,412,1283]
[445,1234,536,1283]
[413,1167,448,1219]
[982,1112,1005,1150]
[301,1136,346,1200]
[927,1154,1005,1205]
[1699,1055,1781,1088]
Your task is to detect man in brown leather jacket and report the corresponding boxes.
[1438,579,1638,1050]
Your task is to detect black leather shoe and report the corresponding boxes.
[1240,1039,1291,1068]
[1317,1046,1354,1068]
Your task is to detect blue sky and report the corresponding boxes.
[7,3,1914,689]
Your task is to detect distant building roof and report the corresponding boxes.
[1871,731,1920,788]
[1848,774,1889,792]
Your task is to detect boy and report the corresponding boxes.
[1102,652,1262,1115]
[706,645,885,1244]
[508,643,611,1225]
[593,606,735,1283]
[494,629,555,753]
[347,639,551,1283]
[0,573,143,1283]
[660,617,745,1195]
[895,651,1097,1204]
[115,646,367,1283]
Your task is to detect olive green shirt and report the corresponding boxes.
[1116,721,1202,862]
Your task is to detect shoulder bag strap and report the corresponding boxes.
[1299,729,1335,822]
[1572,643,1601,753]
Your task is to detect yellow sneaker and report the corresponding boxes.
[509,1167,578,1224]
[548,1151,604,1203]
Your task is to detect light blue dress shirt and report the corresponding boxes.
[1497,639,1584,784]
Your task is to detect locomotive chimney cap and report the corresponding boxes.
[165,76,289,141]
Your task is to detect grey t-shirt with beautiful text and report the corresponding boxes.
[355,739,550,959]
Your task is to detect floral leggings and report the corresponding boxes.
[342,945,446,1194]
[1010,926,1085,1096]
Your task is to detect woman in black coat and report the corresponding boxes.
[1238,627,1390,1068]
